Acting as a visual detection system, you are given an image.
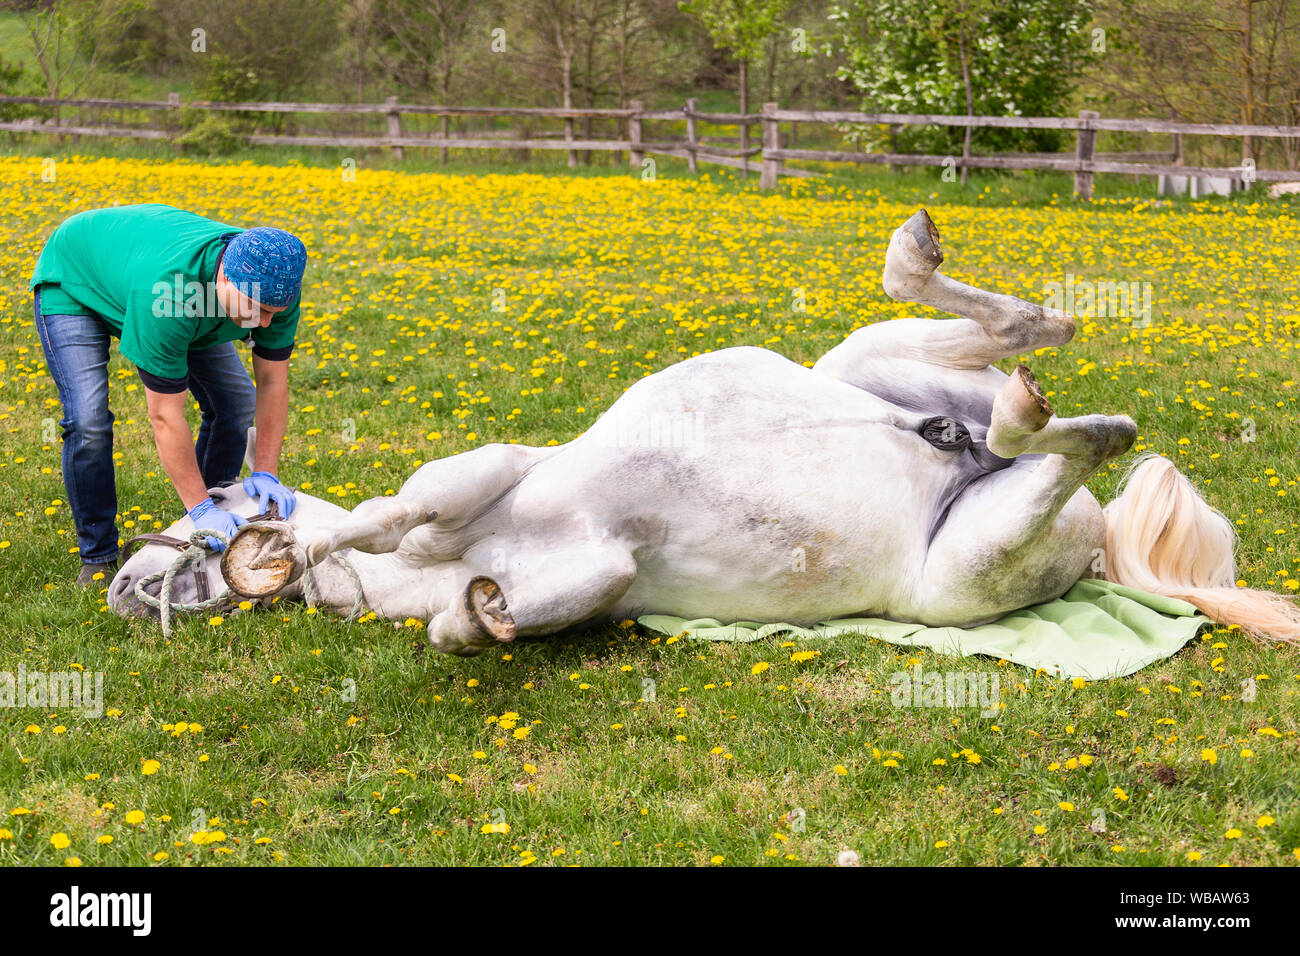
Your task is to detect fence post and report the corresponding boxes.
[385,95,403,162]
[760,102,780,190]
[564,99,577,168]
[629,100,644,170]
[1074,109,1099,199]
[684,98,698,173]
[167,91,181,152]
[960,119,972,186]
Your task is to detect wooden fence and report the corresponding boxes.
[759,106,1300,194]
[3,94,1300,197]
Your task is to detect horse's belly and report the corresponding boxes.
[618,455,923,621]
[612,550,896,624]
[486,347,982,623]
[509,424,943,623]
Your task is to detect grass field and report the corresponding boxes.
[1,152,1298,867]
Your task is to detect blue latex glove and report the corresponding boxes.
[188,497,247,552]
[242,471,297,518]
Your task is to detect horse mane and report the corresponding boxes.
[1101,453,1300,643]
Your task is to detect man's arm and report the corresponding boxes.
[144,387,210,510]
[251,354,290,475]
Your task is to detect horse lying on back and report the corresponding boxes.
[111,210,1300,655]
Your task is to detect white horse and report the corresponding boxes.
[110,210,1300,654]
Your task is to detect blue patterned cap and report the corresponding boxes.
[221,227,306,308]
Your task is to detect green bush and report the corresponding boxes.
[0,53,39,123]
[173,54,267,154]
[172,112,242,155]
[194,54,265,105]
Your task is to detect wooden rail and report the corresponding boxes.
[3,94,1298,195]
[768,108,1300,138]
[759,105,1300,194]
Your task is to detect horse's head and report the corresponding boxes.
[109,475,353,621]
[108,483,269,618]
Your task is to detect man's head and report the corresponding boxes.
[215,227,307,329]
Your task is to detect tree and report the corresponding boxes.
[1089,0,1300,170]
[679,0,791,175]
[608,0,682,109]
[175,0,345,104]
[831,0,1097,156]
[519,0,592,166]
[371,0,479,160]
[519,0,679,165]
[341,0,383,103]
[15,0,147,122]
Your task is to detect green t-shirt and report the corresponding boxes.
[31,204,300,382]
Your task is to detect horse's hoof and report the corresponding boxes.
[221,523,304,599]
[902,208,943,268]
[427,576,517,656]
[883,209,944,300]
[466,576,516,644]
[987,365,1056,459]
[1011,365,1054,425]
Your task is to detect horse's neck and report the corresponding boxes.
[291,550,434,622]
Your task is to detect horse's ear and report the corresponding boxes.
[243,427,257,473]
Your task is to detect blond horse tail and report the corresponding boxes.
[1101,454,1300,643]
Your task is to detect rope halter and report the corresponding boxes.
[132,529,232,638]
[128,505,365,637]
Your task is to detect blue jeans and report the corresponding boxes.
[34,288,257,564]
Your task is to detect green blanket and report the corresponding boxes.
[637,579,1210,680]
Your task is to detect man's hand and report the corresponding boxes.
[188,497,247,552]
[243,471,296,517]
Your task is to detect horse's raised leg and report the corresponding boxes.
[815,209,1073,401]
[428,543,637,656]
[984,365,1133,460]
[293,443,546,565]
[910,366,1136,625]
[881,209,1075,353]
